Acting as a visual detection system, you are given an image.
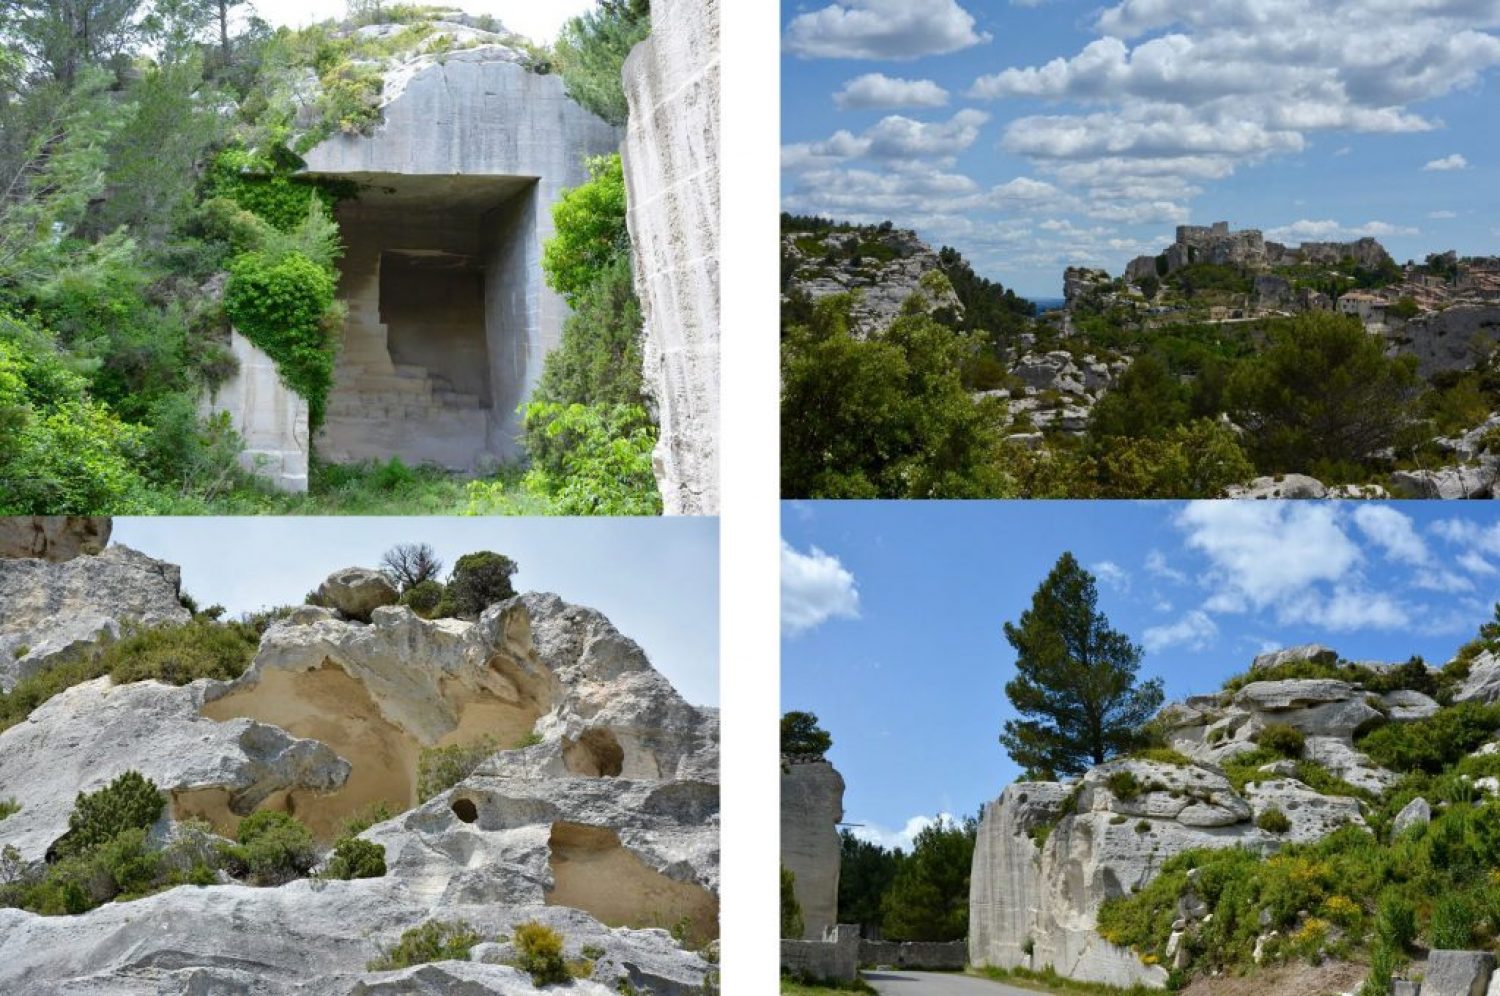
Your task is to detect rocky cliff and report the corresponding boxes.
[970,643,1498,989]
[780,757,845,940]
[0,543,719,994]
[782,226,962,337]
[621,0,721,516]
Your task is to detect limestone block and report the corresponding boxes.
[1252,644,1338,672]
[780,759,844,939]
[0,516,110,561]
[622,0,720,515]
[203,331,310,492]
[316,567,399,622]
[1424,950,1496,996]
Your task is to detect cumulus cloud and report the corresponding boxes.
[1092,560,1130,592]
[1145,549,1188,584]
[1265,219,1420,241]
[1459,551,1498,575]
[1424,153,1470,171]
[785,0,990,60]
[851,812,957,851]
[834,73,950,110]
[1143,609,1218,653]
[783,109,990,169]
[782,540,860,636]
[1352,505,1428,565]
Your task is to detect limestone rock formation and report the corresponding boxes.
[1391,304,1500,379]
[317,567,400,622]
[1454,651,1500,705]
[0,568,719,993]
[0,516,110,561]
[969,644,1438,989]
[622,0,721,516]
[781,757,844,939]
[782,227,962,338]
[0,543,190,692]
[203,331,311,492]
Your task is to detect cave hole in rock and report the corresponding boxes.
[191,659,547,841]
[562,728,626,777]
[545,821,719,946]
[451,797,479,823]
[312,173,541,472]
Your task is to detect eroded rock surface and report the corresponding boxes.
[780,757,844,939]
[0,544,190,692]
[622,0,721,515]
[0,517,110,561]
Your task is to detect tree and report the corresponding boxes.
[1225,313,1420,474]
[881,816,975,941]
[781,865,805,939]
[781,711,832,758]
[1087,353,1190,443]
[445,551,519,618]
[553,0,652,125]
[838,830,903,930]
[8,0,144,83]
[380,542,444,592]
[541,153,629,305]
[1000,553,1163,778]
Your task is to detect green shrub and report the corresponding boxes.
[1130,748,1193,766]
[338,802,396,838]
[1257,723,1306,759]
[57,771,165,859]
[368,919,482,971]
[553,2,651,125]
[1105,770,1143,801]
[514,920,569,986]
[1357,702,1500,773]
[541,154,629,304]
[781,865,805,939]
[500,402,661,515]
[93,825,161,898]
[442,553,519,619]
[398,579,446,619]
[1361,940,1399,996]
[0,798,18,821]
[1429,892,1479,949]
[100,618,259,685]
[324,837,386,880]
[225,810,318,886]
[223,250,338,427]
[1257,807,1292,834]
[533,251,646,412]
[417,737,498,802]
[1375,890,1417,950]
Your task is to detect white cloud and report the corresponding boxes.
[1145,549,1188,584]
[783,109,990,168]
[1352,505,1428,565]
[1092,560,1130,592]
[835,73,950,110]
[1280,588,1411,630]
[782,540,861,636]
[1143,609,1218,653]
[1459,551,1498,575]
[785,0,990,60]
[1423,153,1470,171]
[1429,210,1460,219]
[850,812,956,852]
[1265,219,1420,241]
[1413,569,1474,594]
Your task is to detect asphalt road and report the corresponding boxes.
[864,970,1040,996]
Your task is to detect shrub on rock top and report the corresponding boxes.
[367,919,482,971]
[444,552,518,618]
[513,920,569,986]
[225,810,318,886]
[324,836,386,880]
[57,770,165,859]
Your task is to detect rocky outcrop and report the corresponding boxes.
[0,543,190,692]
[782,228,962,337]
[317,566,399,622]
[0,569,718,994]
[1386,304,1500,379]
[1454,650,1500,704]
[621,0,720,516]
[0,516,110,561]
[1064,267,1112,307]
[981,350,1129,439]
[781,757,844,940]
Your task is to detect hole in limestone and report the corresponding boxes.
[194,659,547,841]
[451,797,479,823]
[545,821,719,946]
[563,728,625,777]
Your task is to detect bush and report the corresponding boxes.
[507,402,661,515]
[1357,702,1500,773]
[417,737,498,802]
[533,246,646,412]
[100,618,259,685]
[1257,807,1292,834]
[324,837,386,880]
[781,865,804,938]
[57,771,165,859]
[368,919,482,971]
[443,553,518,619]
[226,810,318,886]
[1429,892,1479,949]
[0,798,18,821]
[1375,890,1417,950]
[1258,723,1306,759]
[398,579,446,619]
[513,920,569,986]
[541,154,629,304]
[1105,770,1143,800]
[223,250,338,427]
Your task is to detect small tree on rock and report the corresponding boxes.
[1000,553,1163,778]
[380,542,444,592]
[781,711,832,759]
[445,551,518,618]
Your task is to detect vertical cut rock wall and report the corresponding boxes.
[204,332,310,492]
[781,758,844,940]
[621,0,721,515]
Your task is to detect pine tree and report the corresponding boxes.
[1000,553,1163,778]
[880,816,975,942]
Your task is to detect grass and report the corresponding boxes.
[779,978,877,995]
[972,965,1164,995]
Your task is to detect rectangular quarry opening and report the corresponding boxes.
[312,172,542,472]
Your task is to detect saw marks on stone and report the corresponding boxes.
[545,821,718,946]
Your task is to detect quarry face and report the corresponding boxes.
[0,537,719,994]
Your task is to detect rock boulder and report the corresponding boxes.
[316,567,399,622]
[0,516,111,561]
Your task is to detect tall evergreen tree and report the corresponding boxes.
[880,816,975,942]
[1000,553,1163,778]
[837,829,902,931]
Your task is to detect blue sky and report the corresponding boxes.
[112,517,719,706]
[781,500,1500,850]
[781,0,1500,298]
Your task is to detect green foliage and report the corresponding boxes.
[781,865,806,939]
[1001,553,1164,777]
[1357,702,1500,774]
[503,402,661,516]
[205,147,348,234]
[1256,807,1292,834]
[542,154,630,305]
[99,618,259,685]
[324,836,387,880]
[223,249,338,426]
[225,810,318,886]
[57,771,165,860]
[338,802,396,839]
[0,799,20,821]
[933,244,1035,338]
[1088,354,1190,441]
[782,294,1003,499]
[513,920,569,986]
[1130,748,1193,767]
[781,711,833,758]
[368,919,482,971]
[881,817,976,942]
[1094,418,1254,498]
[554,0,651,125]
[1257,723,1306,759]
[1225,312,1421,473]
[532,252,646,411]
[837,829,902,930]
[417,737,499,802]
[399,580,447,619]
[1429,892,1480,949]
[443,552,519,619]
